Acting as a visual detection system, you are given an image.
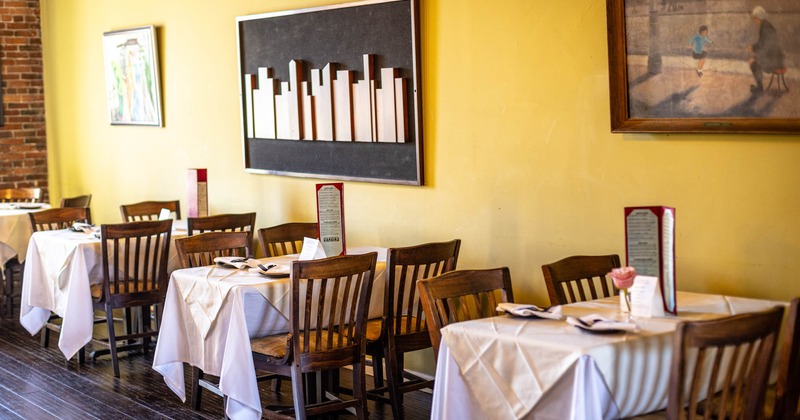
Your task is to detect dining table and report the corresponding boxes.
[19,219,188,360]
[430,291,786,420]
[152,246,388,420]
[0,203,50,269]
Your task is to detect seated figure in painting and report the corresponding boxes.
[747,6,785,93]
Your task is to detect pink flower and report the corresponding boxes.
[609,266,637,290]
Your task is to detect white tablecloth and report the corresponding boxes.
[0,205,50,268]
[152,246,388,420]
[430,292,786,419]
[19,226,187,359]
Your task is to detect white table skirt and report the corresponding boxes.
[19,227,187,359]
[152,246,388,420]
[430,292,785,420]
[0,206,50,268]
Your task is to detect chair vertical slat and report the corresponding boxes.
[688,347,706,418]
[396,265,409,333]
[303,278,314,353]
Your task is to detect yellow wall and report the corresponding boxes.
[41,0,800,372]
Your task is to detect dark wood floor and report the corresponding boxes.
[0,310,432,419]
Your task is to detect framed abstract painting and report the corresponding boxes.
[102,26,163,126]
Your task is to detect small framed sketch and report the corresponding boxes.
[102,26,163,126]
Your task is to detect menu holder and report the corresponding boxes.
[625,206,677,315]
[315,183,346,256]
[187,168,208,218]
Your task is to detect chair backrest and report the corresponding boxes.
[290,252,377,369]
[99,220,172,306]
[0,187,41,203]
[417,268,514,359]
[385,239,461,340]
[187,213,256,256]
[28,207,92,232]
[773,297,800,420]
[120,200,181,222]
[60,194,92,208]
[174,231,250,269]
[666,306,785,420]
[541,254,621,305]
[258,222,318,258]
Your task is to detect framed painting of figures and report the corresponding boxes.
[607,0,800,133]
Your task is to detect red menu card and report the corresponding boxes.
[315,183,346,256]
[187,169,208,218]
[625,206,676,315]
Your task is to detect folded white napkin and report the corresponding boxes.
[248,263,290,277]
[71,222,96,234]
[565,314,640,332]
[213,256,260,270]
[496,302,563,320]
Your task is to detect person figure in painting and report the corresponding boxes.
[747,6,785,93]
[688,25,712,77]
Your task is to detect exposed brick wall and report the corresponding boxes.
[0,0,47,201]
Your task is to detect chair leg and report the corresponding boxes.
[375,354,386,389]
[105,308,120,378]
[291,368,307,419]
[40,325,50,348]
[385,346,404,420]
[141,305,151,355]
[782,74,789,91]
[353,361,369,420]
[191,366,203,410]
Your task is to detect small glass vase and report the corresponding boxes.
[619,289,634,321]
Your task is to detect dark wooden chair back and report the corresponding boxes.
[666,306,785,420]
[120,200,181,222]
[541,254,621,305]
[0,187,41,203]
[60,194,92,208]
[257,222,318,258]
[386,239,461,342]
[773,298,800,420]
[98,220,172,306]
[417,268,514,359]
[187,212,255,256]
[174,231,250,269]
[29,207,92,232]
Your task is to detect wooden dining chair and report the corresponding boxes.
[60,194,92,208]
[91,219,172,377]
[0,187,41,203]
[23,207,92,329]
[541,254,621,306]
[365,239,461,419]
[120,200,181,222]
[187,212,256,257]
[770,297,800,420]
[257,222,318,258]
[250,252,378,419]
[417,268,514,360]
[173,231,265,410]
[666,305,785,420]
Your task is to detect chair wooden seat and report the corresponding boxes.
[252,329,351,361]
[365,315,425,342]
[541,254,621,305]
